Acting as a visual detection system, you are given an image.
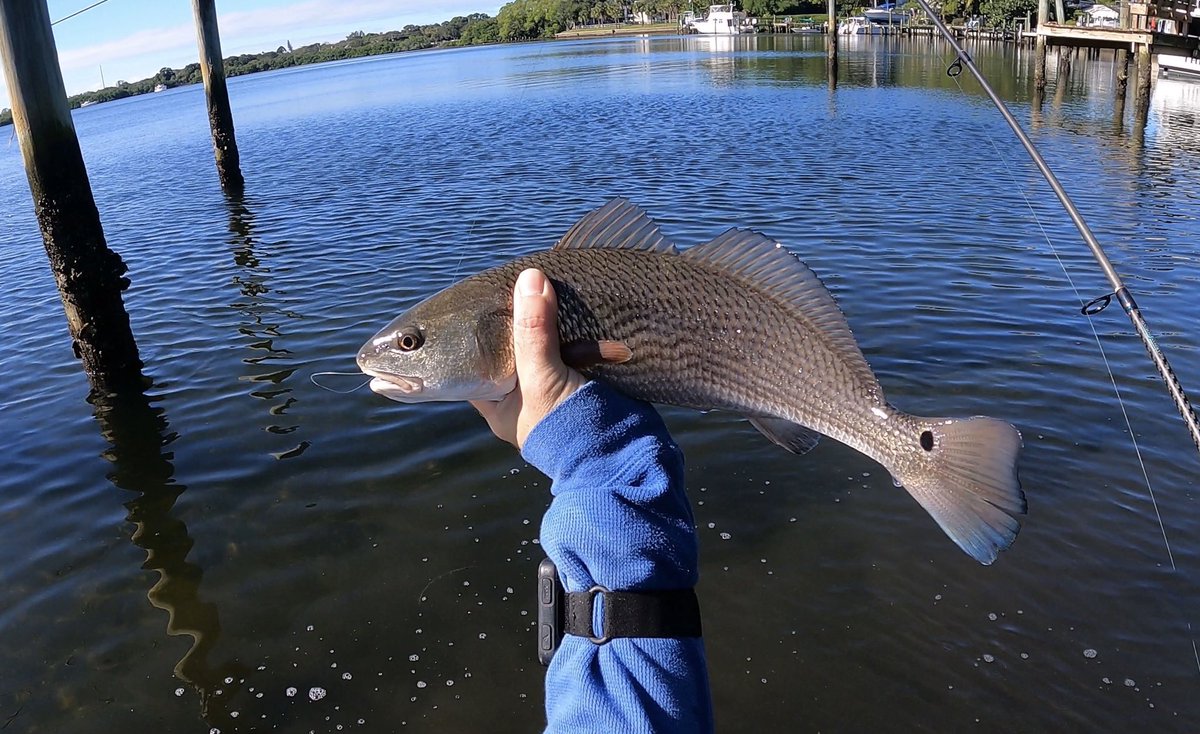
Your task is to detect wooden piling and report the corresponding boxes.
[1115,0,1130,98]
[1133,43,1152,120]
[826,0,838,90]
[192,0,244,195]
[0,0,143,394]
[1034,0,1049,90]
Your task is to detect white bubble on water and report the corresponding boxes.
[224,677,234,684]
[982,654,995,663]
[417,681,427,689]
[309,687,327,701]
[1124,678,1136,687]
[342,672,353,680]
[175,688,185,697]
[230,711,239,719]
[987,613,997,621]
[307,625,314,632]
[286,687,298,697]
[719,532,731,540]
[1083,648,1098,659]
[446,680,455,686]
[479,633,487,640]
[408,654,419,662]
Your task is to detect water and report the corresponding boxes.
[2,34,1198,733]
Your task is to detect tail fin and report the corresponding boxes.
[897,417,1026,565]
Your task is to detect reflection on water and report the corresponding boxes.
[91,384,244,730]
[226,196,309,460]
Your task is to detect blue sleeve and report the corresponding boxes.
[521,381,714,734]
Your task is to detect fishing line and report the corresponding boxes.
[938,54,1177,572]
[51,0,110,26]
[417,565,476,604]
[310,371,370,393]
[911,0,1200,461]
[924,26,1197,673]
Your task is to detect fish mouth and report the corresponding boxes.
[361,368,425,396]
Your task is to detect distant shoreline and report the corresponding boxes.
[554,22,680,39]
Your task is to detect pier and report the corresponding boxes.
[1032,0,1199,116]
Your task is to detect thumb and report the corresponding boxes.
[511,268,568,392]
[510,268,584,448]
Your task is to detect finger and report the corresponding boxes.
[511,269,566,391]
[469,397,519,447]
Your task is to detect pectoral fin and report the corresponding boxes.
[561,340,633,369]
[748,416,821,455]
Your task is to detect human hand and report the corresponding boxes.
[470,268,587,450]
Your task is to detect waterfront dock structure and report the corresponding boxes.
[1033,0,1198,112]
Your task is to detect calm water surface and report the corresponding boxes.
[2,34,1199,733]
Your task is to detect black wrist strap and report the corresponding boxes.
[564,585,702,643]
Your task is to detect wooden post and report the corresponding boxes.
[826,0,838,90]
[0,0,143,394]
[1057,45,1073,83]
[1115,0,1130,98]
[1034,0,1049,90]
[1054,0,1067,23]
[1133,43,1152,122]
[192,0,244,195]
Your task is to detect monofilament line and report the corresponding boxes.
[941,62,1176,573]
[932,45,1198,676]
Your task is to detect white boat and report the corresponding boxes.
[863,5,912,24]
[839,16,882,34]
[153,83,167,92]
[683,4,756,34]
[1159,54,1200,82]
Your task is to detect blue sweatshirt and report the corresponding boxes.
[522,381,714,734]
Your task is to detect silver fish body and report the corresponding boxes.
[358,199,1025,564]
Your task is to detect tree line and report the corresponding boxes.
[0,0,1038,126]
[0,12,500,124]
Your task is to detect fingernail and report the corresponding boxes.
[518,269,544,297]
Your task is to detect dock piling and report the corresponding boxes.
[191,0,244,195]
[826,0,838,89]
[0,0,144,394]
[1034,0,1049,90]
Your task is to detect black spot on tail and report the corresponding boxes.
[920,430,935,452]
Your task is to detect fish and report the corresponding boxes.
[357,199,1026,564]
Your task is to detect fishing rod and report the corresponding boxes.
[910,0,1200,458]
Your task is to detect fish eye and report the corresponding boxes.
[394,330,423,352]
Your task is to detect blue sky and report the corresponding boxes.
[2,0,500,108]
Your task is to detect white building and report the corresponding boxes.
[1079,4,1119,27]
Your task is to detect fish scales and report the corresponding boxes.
[358,199,1027,564]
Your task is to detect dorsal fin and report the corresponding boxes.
[554,198,678,254]
[682,228,877,389]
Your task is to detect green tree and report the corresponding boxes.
[980,0,1033,25]
[743,0,788,17]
